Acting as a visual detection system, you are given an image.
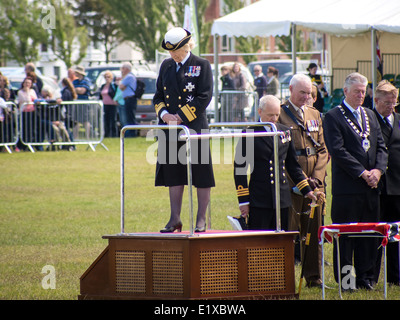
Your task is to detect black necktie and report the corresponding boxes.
[176,62,182,73]
[384,117,392,131]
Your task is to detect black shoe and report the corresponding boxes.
[160,222,182,233]
[356,280,374,290]
[306,279,334,289]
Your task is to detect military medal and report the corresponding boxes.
[185,66,201,77]
[339,105,370,152]
[185,82,195,92]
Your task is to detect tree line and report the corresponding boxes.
[0,0,309,69]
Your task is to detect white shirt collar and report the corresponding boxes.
[176,52,191,68]
[343,100,359,114]
[376,109,394,125]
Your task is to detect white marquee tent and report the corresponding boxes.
[212,0,400,37]
[211,0,400,106]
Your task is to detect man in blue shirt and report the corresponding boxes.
[73,66,91,100]
[119,62,138,137]
[72,66,92,140]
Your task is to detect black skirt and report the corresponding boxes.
[155,139,215,188]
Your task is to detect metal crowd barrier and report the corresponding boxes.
[218,90,259,122]
[0,102,18,153]
[19,100,108,152]
[120,122,284,236]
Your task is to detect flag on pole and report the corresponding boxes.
[183,0,200,56]
[376,34,383,82]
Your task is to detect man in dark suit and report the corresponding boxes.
[153,27,215,233]
[373,80,400,285]
[323,72,388,290]
[234,95,322,231]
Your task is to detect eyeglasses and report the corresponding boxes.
[254,69,261,72]
[380,100,398,107]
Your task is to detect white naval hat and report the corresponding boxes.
[162,27,191,51]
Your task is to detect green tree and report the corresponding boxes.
[0,0,47,65]
[103,0,213,61]
[74,0,124,63]
[47,0,89,68]
[103,0,172,62]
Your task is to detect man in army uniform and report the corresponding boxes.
[278,73,329,288]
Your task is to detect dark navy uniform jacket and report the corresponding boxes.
[234,123,312,209]
[153,53,215,188]
[153,53,212,133]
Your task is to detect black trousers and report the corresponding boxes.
[331,190,380,284]
[248,206,289,231]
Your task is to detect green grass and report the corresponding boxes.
[0,137,399,300]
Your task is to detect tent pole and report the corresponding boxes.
[214,34,220,122]
[371,28,377,108]
[292,24,297,74]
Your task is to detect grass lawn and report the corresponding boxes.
[0,137,399,300]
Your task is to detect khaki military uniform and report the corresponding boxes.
[278,100,329,284]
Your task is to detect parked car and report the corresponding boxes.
[85,62,154,92]
[94,69,157,123]
[85,64,121,90]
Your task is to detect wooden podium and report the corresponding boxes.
[79,230,298,300]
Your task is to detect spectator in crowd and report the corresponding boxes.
[278,73,329,288]
[0,96,12,148]
[154,27,215,233]
[266,66,280,98]
[67,68,77,84]
[307,63,327,113]
[113,76,125,135]
[253,64,268,100]
[17,77,38,150]
[72,66,91,140]
[0,74,15,102]
[25,62,43,97]
[372,80,400,286]
[234,95,321,231]
[119,62,138,137]
[362,83,374,109]
[58,78,77,150]
[219,65,234,121]
[73,66,91,100]
[323,72,388,290]
[230,62,247,121]
[37,87,58,147]
[99,70,118,137]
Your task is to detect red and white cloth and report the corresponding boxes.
[319,222,400,247]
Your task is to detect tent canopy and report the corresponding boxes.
[211,0,400,37]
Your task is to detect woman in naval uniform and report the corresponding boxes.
[153,27,215,233]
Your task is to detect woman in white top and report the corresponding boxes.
[17,77,38,149]
[18,77,37,111]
